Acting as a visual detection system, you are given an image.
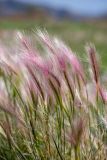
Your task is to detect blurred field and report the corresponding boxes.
[0,19,107,68]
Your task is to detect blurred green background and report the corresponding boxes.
[0,19,107,69]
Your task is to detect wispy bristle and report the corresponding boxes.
[86,44,99,84]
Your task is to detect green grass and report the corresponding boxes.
[0,31,107,159]
[0,23,107,159]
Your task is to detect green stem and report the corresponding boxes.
[74,146,79,160]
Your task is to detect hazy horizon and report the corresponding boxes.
[15,0,107,16]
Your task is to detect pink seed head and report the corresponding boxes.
[86,44,99,84]
[69,54,85,82]
[37,30,54,53]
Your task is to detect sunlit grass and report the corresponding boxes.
[0,31,107,159]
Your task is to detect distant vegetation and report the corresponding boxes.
[0,19,107,67]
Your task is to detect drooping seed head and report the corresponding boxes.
[66,117,85,147]
[86,44,99,84]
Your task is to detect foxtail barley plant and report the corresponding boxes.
[0,31,107,160]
